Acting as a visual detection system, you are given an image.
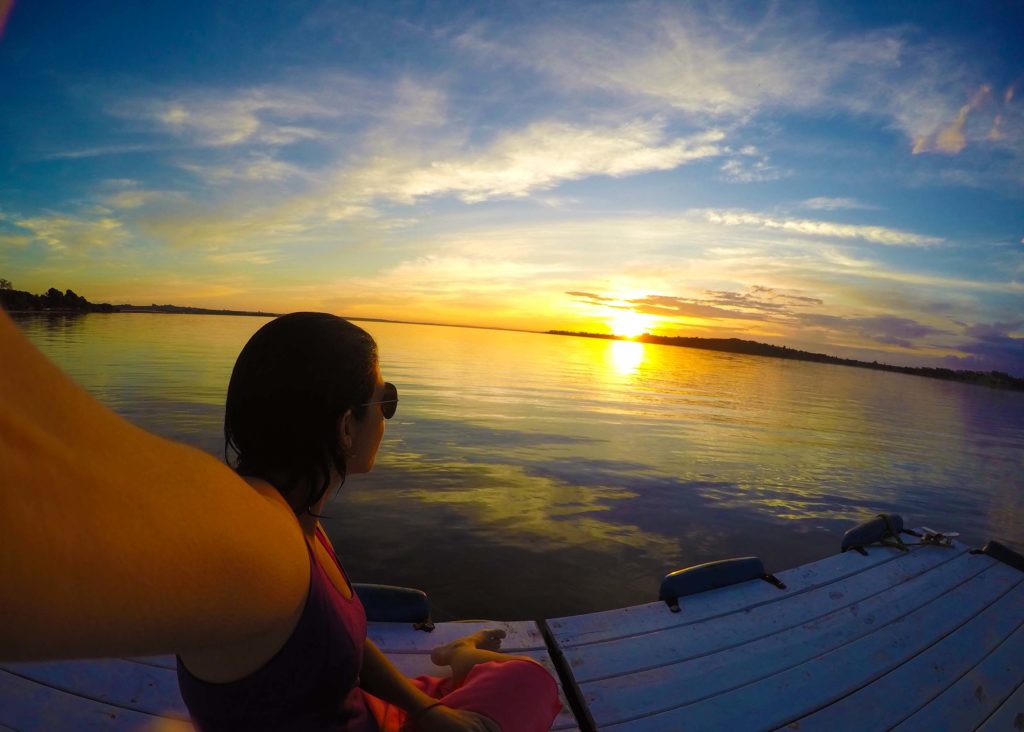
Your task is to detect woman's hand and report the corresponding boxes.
[407,704,500,732]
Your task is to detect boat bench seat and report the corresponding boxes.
[0,619,579,731]
[543,537,1024,731]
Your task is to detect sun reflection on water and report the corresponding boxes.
[607,339,646,376]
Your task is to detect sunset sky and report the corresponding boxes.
[1,1,1022,374]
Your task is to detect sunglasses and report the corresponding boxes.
[360,381,398,419]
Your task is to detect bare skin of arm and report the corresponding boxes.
[0,310,309,661]
[1,311,526,731]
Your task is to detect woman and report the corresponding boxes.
[0,310,561,731]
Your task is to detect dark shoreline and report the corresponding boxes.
[0,287,538,335]
[114,304,280,317]
[5,306,539,334]
[548,330,1024,392]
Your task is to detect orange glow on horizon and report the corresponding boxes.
[607,311,657,339]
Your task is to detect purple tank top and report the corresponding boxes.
[176,527,377,731]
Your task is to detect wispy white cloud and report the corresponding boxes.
[839,55,1023,162]
[123,89,337,147]
[911,84,992,155]
[8,213,128,252]
[719,156,789,183]
[839,267,1024,295]
[457,4,1021,165]
[702,210,943,247]
[42,144,172,160]
[360,212,1008,303]
[344,121,725,204]
[458,8,903,119]
[111,74,450,150]
[801,197,878,211]
[135,204,318,249]
[101,189,184,209]
[179,153,311,183]
[204,248,281,266]
[468,8,838,116]
[386,77,448,129]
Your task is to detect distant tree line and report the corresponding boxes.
[116,303,278,317]
[0,279,277,318]
[549,330,1024,391]
[0,281,117,313]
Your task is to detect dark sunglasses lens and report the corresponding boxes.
[383,383,398,419]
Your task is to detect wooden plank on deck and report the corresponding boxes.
[0,669,190,732]
[563,543,968,684]
[782,574,1024,731]
[547,544,909,646]
[975,678,1024,731]
[126,656,176,671]
[2,658,187,720]
[571,548,990,725]
[890,617,1024,731]
[601,557,1022,730]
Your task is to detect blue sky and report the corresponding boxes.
[1,0,1022,374]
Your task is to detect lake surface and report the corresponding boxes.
[14,312,1024,620]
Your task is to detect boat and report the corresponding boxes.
[2,515,1022,730]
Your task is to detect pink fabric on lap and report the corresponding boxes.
[437,660,562,731]
[368,660,562,732]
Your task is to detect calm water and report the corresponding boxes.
[14,312,1024,620]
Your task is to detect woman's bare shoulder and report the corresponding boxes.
[179,477,311,681]
[0,313,312,660]
[247,476,293,510]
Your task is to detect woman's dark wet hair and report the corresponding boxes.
[225,312,378,515]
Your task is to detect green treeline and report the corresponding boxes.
[549,330,1024,391]
[0,281,117,313]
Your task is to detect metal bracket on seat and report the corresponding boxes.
[971,541,1024,573]
[920,527,960,547]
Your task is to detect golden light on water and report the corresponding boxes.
[607,311,656,338]
[608,338,646,375]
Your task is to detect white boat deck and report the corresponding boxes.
[544,538,1024,731]
[2,534,1022,730]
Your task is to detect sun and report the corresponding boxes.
[608,312,655,339]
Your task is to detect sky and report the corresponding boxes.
[1,1,1023,375]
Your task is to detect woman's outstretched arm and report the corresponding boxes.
[0,310,309,661]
